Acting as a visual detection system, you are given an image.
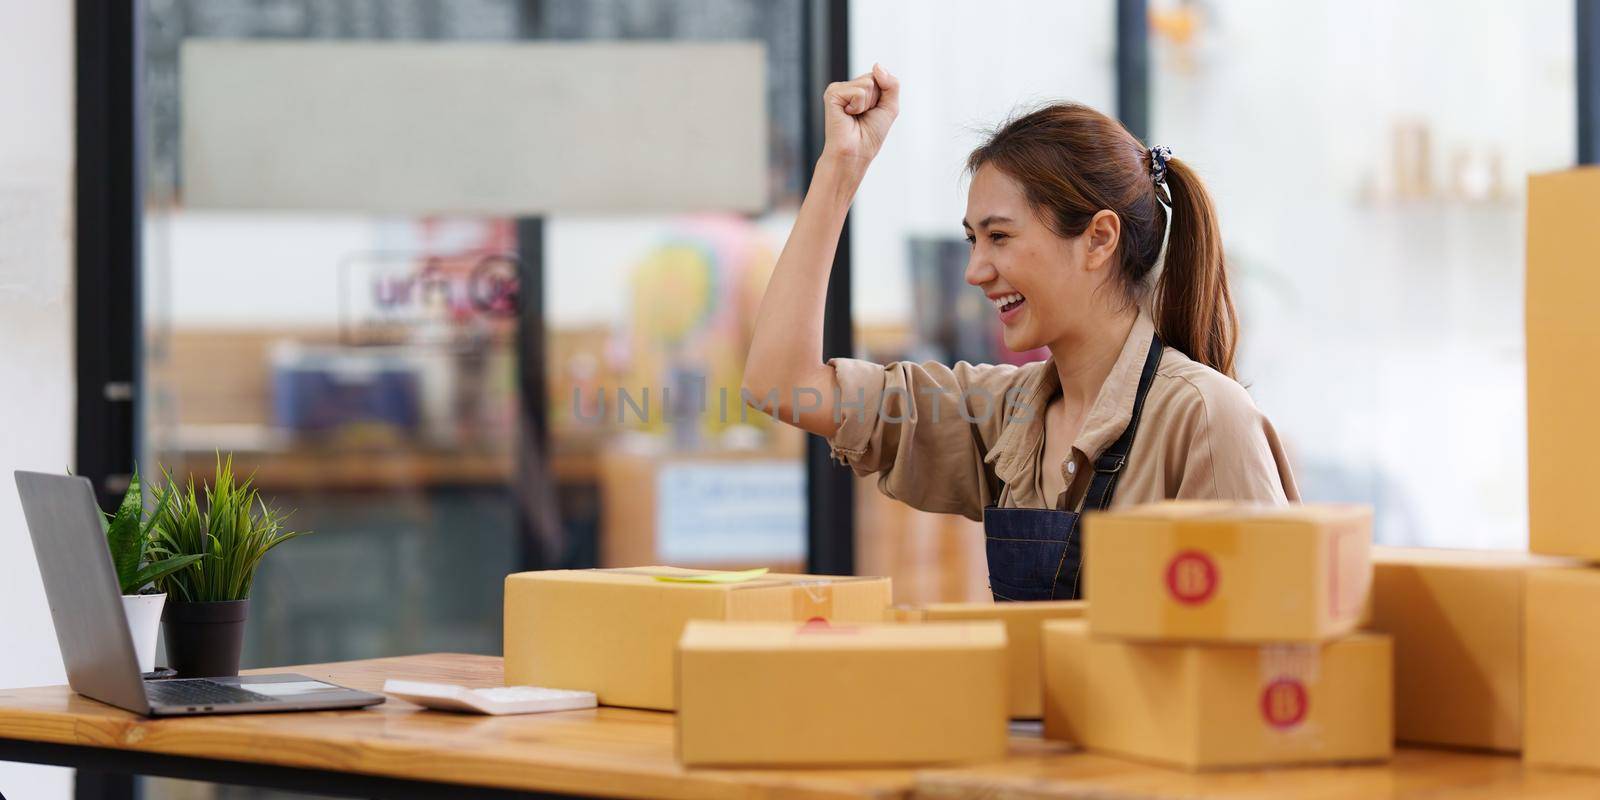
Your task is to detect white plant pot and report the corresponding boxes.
[121,592,167,673]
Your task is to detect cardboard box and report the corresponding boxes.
[885,604,927,622]
[504,567,891,709]
[676,620,1008,766]
[1366,547,1576,752]
[1527,168,1600,559]
[1041,619,1392,770]
[1525,567,1600,769]
[1084,502,1372,642]
[890,600,1085,718]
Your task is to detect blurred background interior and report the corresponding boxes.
[87,0,1576,794]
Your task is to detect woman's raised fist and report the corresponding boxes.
[821,63,900,167]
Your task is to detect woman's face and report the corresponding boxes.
[962,163,1119,353]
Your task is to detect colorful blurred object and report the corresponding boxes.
[270,344,422,442]
[632,242,717,345]
[613,214,780,443]
[1151,1,1203,47]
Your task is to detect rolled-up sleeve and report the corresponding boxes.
[825,357,1022,520]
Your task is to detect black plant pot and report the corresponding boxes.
[162,599,249,678]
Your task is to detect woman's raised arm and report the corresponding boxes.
[741,64,900,437]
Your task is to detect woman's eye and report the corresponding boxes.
[990,233,1008,243]
[964,235,976,246]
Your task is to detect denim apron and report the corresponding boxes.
[983,333,1165,602]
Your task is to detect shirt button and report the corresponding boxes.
[1065,461,1077,475]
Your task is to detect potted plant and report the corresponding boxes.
[147,455,310,678]
[102,469,204,673]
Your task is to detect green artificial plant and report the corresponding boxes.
[147,455,311,603]
[102,468,205,596]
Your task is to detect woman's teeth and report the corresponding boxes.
[992,293,1025,312]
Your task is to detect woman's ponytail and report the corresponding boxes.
[1153,157,1238,379]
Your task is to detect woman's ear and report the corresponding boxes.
[1083,209,1121,272]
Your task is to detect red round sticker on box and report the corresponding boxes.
[1260,678,1309,729]
[797,617,857,634]
[1165,550,1219,605]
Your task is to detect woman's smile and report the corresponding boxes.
[990,290,1028,325]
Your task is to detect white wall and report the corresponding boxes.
[0,0,75,795]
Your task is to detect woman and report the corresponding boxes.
[742,64,1299,602]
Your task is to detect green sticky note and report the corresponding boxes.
[653,567,770,584]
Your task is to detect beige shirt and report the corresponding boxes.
[826,307,1299,521]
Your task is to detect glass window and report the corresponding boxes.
[140,0,810,697]
[536,1,811,573]
[1149,0,1575,548]
[143,0,534,676]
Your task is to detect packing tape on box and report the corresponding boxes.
[594,568,841,619]
[1328,528,1368,621]
[1256,643,1323,745]
[1160,522,1240,635]
[791,579,835,621]
[885,605,925,622]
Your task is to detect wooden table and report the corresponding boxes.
[915,745,1600,799]
[2,654,1599,800]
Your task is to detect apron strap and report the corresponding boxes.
[1080,333,1165,512]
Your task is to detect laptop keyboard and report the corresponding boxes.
[145,679,278,707]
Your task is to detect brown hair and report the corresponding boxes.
[965,103,1238,378]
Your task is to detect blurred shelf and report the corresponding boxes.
[163,445,519,492]
[157,427,790,493]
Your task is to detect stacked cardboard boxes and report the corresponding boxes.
[888,599,1084,718]
[1523,166,1600,771]
[504,565,1012,767]
[1041,502,1392,770]
[504,566,891,710]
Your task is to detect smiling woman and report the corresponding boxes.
[742,68,1298,602]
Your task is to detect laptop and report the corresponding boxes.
[15,471,385,716]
